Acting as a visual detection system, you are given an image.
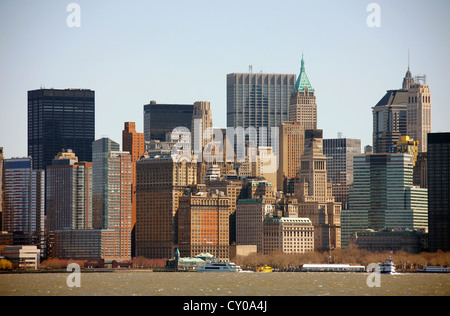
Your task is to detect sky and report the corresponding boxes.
[0,0,449,158]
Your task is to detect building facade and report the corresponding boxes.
[143,101,194,143]
[2,158,45,249]
[323,137,361,210]
[227,72,296,146]
[263,217,314,255]
[178,190,230,260]
[344,153,428,248]
[427,133,450,252]
[294,130,342,251]
[407,81,432,153]
[135,157,197,259]
[46,150,93,231]
[28,88,95,170]
[288,56,317,131]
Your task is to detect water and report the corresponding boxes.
[1,272,449,296]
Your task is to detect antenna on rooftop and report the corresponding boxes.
[249,65,253,74]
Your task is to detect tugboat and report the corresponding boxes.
[378,258,397,275]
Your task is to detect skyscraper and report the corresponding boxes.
[427,133,450,252]
[2,158,45,248]
[372,89,408,154]
[227,72,296,146]
[0,147,4,230]
[344,153,428,248]
[407,79,432,153]
[28,88,95,170]
[122,122,145,257]
[277,122,304,192]
[143,101,194,143]
[45,150,93,231]
[135,157,197,259]
[323,137,361,210]
[294,130,342,251]
[288,55,317,130]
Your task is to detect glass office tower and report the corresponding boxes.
[28,88,95,170]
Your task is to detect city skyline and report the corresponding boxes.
[1,0,450,159]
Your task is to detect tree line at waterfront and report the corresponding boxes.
[234,247,450,272]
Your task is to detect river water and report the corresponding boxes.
[1,272,449,296]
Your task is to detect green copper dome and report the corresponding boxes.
[294,55,314,92]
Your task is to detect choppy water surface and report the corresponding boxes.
[1,272,449,296]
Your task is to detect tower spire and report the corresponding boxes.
[295,54,314,93]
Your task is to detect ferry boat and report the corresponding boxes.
[195,261,242,272]
[378,258,397,275]
[301,264,366,273]
[417,266,450,273]
[257,265,273,273]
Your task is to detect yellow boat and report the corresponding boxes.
[257,265,273,273]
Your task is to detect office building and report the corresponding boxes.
[178,189,230,260]
[288,55,317,130]
[277,122,304,192]
[323,137,361,210]
[227,72,296,146]
[372,89,408,154]
[407,80,432,153]
[294,130,342,251]
[135,156,197,259]
[344,153,428,248]
[2,158,45,248]
[1,245,40,270]
[396,136,419,166]
[263,217,314,255]
[122,122,145,257]
[28,88,95,170]
[236,197,276,253]
[46,150,93,231]
[92,138,132,260]
[143,100,194,143]
[427,133,450,252]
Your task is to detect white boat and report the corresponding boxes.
[378,258,398,275]
[195,261,243,272]
[417,266,450,273]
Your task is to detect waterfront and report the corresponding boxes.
[1,272,449,296]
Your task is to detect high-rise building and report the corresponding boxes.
[122,122,145,257]
[236,197,276,253]
[27,88,95,170]
[288,55,317,130]
[143,101,194,143]
[407,80,432,153]
[135,157,197,259]
[178,189,230,260]
[294,130,342,251]
[46,150,93,231]
[277,122,304,192]
[372,89,408,154]
[427,133,450,252]
[344,153,428,248]
[92,138,132,260]
[2,158,45,249]
[192,101,213,154]
[323,137,361,210]
[92,138,120,229]
[227,72,296,146]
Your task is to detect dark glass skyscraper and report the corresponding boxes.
[428,133,450,252]
[143,100,194,143]
[28,88,95,170]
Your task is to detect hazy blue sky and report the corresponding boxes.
[1,0,449,158]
